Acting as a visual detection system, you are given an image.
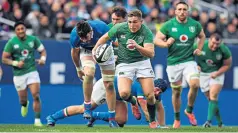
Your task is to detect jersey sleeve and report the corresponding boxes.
[108,23,122,39]
[69,28,80,48]
[221,44,232,59]
[34,37,44,52]
[159,21,169,35]
[3,40,13,53]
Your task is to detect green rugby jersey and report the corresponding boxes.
[108,22,154,64]
[160,17,202,65]
[195,40,231,73]
[4,35,43,76]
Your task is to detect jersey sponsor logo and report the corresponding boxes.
[216,54,222,60]
[13,44,19,49]
[21,49,29,59]
[28,42,34,48]
[206,59,215,66]
[189,26,195,33]
[179,35,188,43]
[172,27,177,32]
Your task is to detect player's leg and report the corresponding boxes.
[183,61,200,126]
[27,71,42,126]
[204,74,224,128]
[117,63,141,120]
[166,64,183,128]
[0,65,2,81]
[136,60,157,128]
[13,74,29,118]
[80,49,96,119]
[99,56,117,127]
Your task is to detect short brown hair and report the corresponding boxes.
[175,1,189,9]
[128,9,142,19]
[112,6,127,19]
[210,33,222,42]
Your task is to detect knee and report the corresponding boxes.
[145,92,155,102]
[104,81,114,91]
[172,89,181,98]
[189,82,199,90]
[120,91,130,100]
[32,93,40,101]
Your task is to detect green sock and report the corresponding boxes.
[186,105,193,113]
[147,103,156,122]
[34,112,41,118]
[175,112,180,120]
[207,100,218,121]
[125,95,136,105]
[215,107,222,124]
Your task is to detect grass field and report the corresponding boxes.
[0,125,237,132]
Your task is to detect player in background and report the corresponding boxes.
[2,21,47,126]
[195,34,232,128]
[46,77,168,128]
[93,10,158,128]
[153,1,206,128]
[69,20,117,127]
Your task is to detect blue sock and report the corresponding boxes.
[108,110,116,121]
[51,109,66,120]
[92,112,109,122]
[84,102,91,111]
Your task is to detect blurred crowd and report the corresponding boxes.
[0,0,237,40]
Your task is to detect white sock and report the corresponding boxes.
[35,118,41,123]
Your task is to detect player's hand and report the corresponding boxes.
[166,37,175,47]
[197,66,201,72]
[127,39,137,50]
[17,60,24,68]
[77,70,85,81]
[210,71,219,79]
[193,49,202,56]
[35,59,45,66]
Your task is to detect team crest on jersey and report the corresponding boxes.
[172,27,177,32]
[21,49,29,57]
[179,35,188,42]
[13,44,19,49]
[189,26,195,33]
[216,54,222,60]
[206,59,215,66]
[28,42,34,48]
[137,36,144,43]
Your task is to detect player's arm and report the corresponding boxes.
[2,41,24,68]
[137,97,149,121]
[71,47,80,70]
[154,23,174,48]
[35,38,47,65]
[156,101,166,126]
[216,57,232,77]
[196,30,206,51]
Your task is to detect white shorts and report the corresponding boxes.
[166,61,199,83]
[200,72,224,92]
[13,71,40,91]
[116,59,155,81]
[80,47,115,70]
[91,78,107,105]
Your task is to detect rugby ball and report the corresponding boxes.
[94,43,113,63]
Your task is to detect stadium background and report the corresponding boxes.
[0,0,237,126]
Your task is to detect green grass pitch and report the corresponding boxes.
[0,124,237,132]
